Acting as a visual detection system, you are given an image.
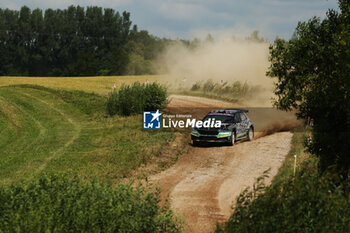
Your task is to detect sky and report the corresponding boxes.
[0,0,339,41]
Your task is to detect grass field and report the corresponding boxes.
[0,84,175,185]
[0,75,165,95]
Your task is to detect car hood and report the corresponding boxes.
[195,123,233,131]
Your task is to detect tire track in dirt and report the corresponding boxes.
[150,95,295,233]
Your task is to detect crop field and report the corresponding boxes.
[0,84,174,185]
[0,75,165,95]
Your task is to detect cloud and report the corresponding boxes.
[262,0,334,8]
[157,1,209,21]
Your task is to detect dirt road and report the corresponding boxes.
[150,95,295,233]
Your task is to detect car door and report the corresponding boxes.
[234,113,244,138]
[240,112,249,136]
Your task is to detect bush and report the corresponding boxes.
[107,82,168,116]
[0,175,182,233]
[216,162,350,233]
[190,82,201,91]
[202,79,216,92]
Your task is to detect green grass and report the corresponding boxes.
[271,126,312,184]
[0,85,174,185]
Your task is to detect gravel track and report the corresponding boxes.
[150,95,294,233]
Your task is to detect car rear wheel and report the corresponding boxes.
[248,127,254,141]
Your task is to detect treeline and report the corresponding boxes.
[0,6,170,76]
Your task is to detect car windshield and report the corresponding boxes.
[203,114,234,123]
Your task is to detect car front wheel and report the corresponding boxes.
[247,127,254,141]
[228,133,235,146]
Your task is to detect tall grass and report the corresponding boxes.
[192,79,262,97]
[170,79,265,103]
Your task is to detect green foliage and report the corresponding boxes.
[142,82,168,111]
[70,52,100,76]
[0,6,170,76]
[216,159,350,233]
[267,1,350,174]
[0,174,182,232]
[126,53,155,75]
[107,82,168,116]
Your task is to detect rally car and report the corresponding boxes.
[191,109,254,146]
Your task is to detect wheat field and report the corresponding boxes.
[0,75,168,95]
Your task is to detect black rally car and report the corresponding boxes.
[191,109,254,146]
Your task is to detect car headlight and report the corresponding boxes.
[217,131,232,138]
[220,125,228,130]
[191,130,200,137]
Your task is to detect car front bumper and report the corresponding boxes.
[191,135,231,143]
[191,130,232,143]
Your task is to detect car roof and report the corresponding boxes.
[208,109,248,115]
[207,112,235,117]
[224,108,248,113]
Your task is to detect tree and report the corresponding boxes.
[246,30,265,42]
[205,33,214,43]
[267,0,350,175]
[70,51,99,76]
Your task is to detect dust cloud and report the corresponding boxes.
[160,34,301,131]
[158,36,274,107]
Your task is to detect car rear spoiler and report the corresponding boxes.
[224,108,249,113]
